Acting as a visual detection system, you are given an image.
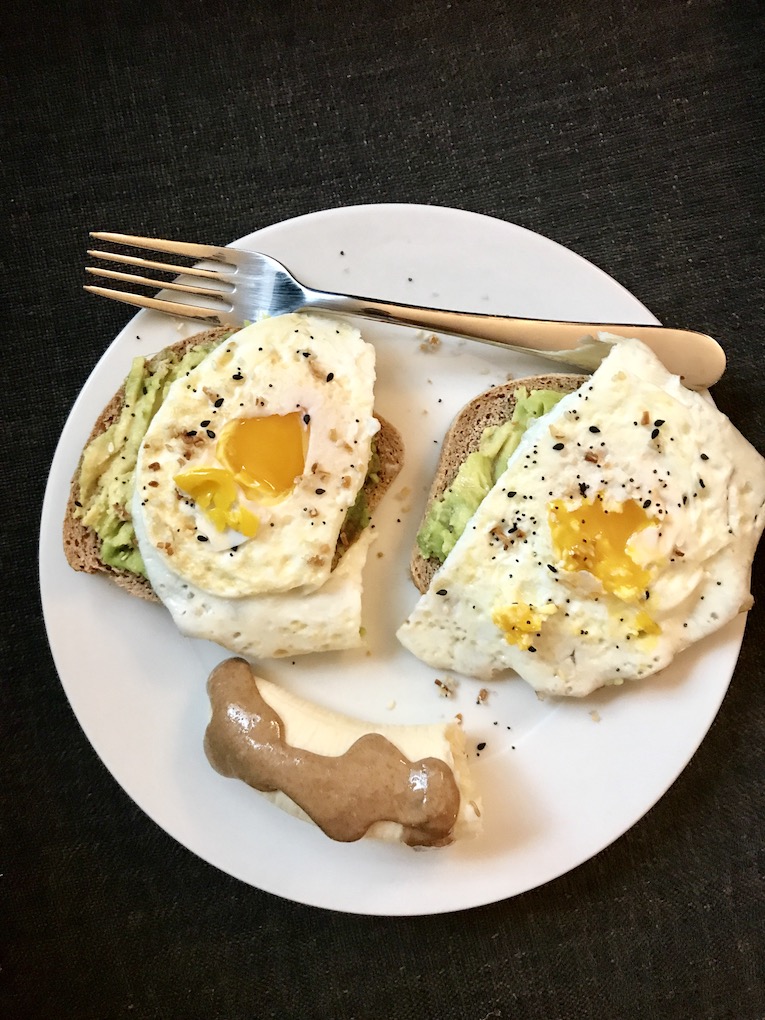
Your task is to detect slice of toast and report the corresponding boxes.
[410,373,588,593]
[63,326,404,601]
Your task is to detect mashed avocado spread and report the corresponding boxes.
[341,443,381,547]
[75,337,230,576]
[416,388,565,563]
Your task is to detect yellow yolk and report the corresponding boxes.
[548,494,654,603]
[173,413,308,537]
[173,467,260,537]
[217,412,308,502]
[492,602,558,650]
[633,610,660,637]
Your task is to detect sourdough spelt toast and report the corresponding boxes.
[410,373,587,593]
[63,326,404,601]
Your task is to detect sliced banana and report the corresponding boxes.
[204,658,483,847]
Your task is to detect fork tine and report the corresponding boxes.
[87,248,229,281]
[90,231,232,261]
[85,266,233,301]
[84,285,239,325]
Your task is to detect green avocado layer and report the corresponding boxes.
[416,388,566,563]
[74,337,228,576]
[341,443,381,548]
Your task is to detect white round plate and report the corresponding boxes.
[40,204,745,915]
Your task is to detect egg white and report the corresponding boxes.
[397,339,765,697]
[133,313,378,599]
[134,511,376,659]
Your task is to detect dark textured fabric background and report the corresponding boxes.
[3,1,764,1017]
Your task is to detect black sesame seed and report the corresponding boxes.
[701,452,709,461]
[326,372,334,382]
[528,646,537,653]
[547,564,558,573]
[303,414,310,424]
[200,420,211,427]
[186,430,197,437]
[436,589,448,596]
[214,397,224,408]
[651,428,660,439]
[643,499,652,508]
[315,488,325,495]
[589,425,600,433]
[654,419,665,427]
[507,491,517,498]
[206,430,216,439]
[196,535,209,542]
[699,478,706,489]
[477,742,486,751]
[553,442,564,451]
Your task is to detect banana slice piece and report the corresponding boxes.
[204,658,483,847]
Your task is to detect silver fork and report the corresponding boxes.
[85,232,725,390]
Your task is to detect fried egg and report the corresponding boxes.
[133,313,378,599]
[397,339,765,697]
[134,515,376,658]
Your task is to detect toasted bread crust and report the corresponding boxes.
[410,373,588,593]
[63,327,404,600]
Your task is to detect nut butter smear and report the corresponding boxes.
[204,658,461,847]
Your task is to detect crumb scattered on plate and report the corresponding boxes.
[434,676,457,698]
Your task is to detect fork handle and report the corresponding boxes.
[302,292,725,390]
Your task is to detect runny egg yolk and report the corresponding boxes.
[217,412,309,502]
[173,412,308,537]
[632,610,660,638]
[173,467,260,537]
[548,494,655,603]
[492,602,558,649]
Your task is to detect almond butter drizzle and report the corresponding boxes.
[204,658,461,847]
